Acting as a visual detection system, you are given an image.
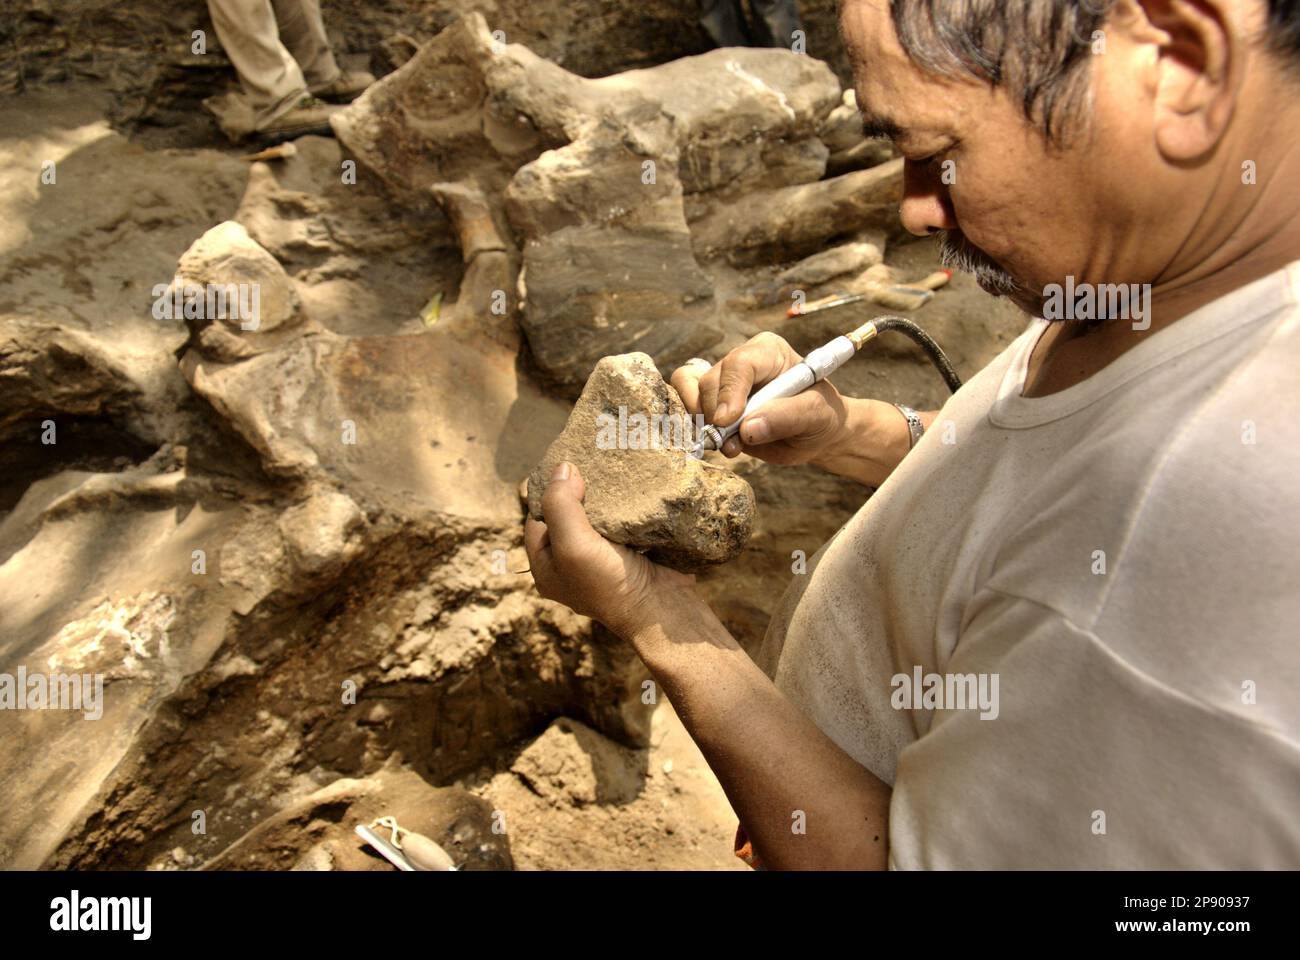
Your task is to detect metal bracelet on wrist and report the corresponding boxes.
[893,402,925,450]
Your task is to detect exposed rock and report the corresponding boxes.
[371,32,421,78]
[330,15,579,210]
[278,489,365,579]
[512,717,645,805]
[692,158,904,265]
[827,138,897,177]
[818,88,865,153]
[219,516,289,615]
[15,499,655,870]
[0,90,650,870]
[331,14,872,394]
[611,49,840,196]
[433,181,510,261]
[180,333,338,479]
[182,318,572,519]
[0,324,162,512]
[8,0,856,153]
[527,352,755,571]
[171,220,301,336]
[725,238,886,310]
[508,126,723,390]
[290,843,336,871]
[778,239,884,287]
[230,136,462,340]
[0,325,142,434]
[430,180,520,350]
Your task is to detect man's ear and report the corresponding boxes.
[1130,0,1243,160]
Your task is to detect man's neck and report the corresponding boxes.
[1024,106,1300,399]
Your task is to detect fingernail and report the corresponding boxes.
[742,417,769,444]
[715,402,730,423]
[551,461,571,481]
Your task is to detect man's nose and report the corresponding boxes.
[899,158,958,237]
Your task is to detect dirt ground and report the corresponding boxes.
[471,702,748,871]
[0,80,744,872]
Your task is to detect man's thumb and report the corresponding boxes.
[540,462,595,553]
[739,391,831,447]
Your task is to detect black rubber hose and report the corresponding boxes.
[872,315,963,393]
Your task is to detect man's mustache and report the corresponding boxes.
[937,230,1019,295]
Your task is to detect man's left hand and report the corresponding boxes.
[524,461,699,640]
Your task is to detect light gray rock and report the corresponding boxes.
[819,88,865,153]
[290,843,336,872]
[605,47,840,196]
[827,138,897,177]
[527,352,755,572]
[332,14,859,394]
[777,240,884,288]
[511,717,645,806]
[508,127,723,391]
[692,158,904,265]
[726,238,887,310]
[171,221,300,335]
[278,489,365,578]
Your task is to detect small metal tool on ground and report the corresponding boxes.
[355,816,458,871]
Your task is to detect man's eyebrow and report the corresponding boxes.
[860,113,904,141]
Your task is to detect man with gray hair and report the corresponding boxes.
[527,0,1300,868]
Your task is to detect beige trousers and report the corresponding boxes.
[205,0,340,128]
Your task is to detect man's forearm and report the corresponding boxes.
[626,593,892,870]
[811,397,939,487]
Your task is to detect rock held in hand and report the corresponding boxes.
[527,353,755,572]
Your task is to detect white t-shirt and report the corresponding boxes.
[757,261,1300,868]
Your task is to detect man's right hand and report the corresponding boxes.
[671,332,850,466]
[670,332,926,488]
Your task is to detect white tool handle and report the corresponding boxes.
[712,335,855,447]
[355,824,415,871]
[803,335,857,381]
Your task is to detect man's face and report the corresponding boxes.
[839,0,1167,316]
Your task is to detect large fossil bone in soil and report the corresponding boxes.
[331,12,903,396]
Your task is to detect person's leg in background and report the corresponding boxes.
[202,0,372,142]
[269,0,338,87]
[205,0,311,134]
[749,0,803,49]
[270,0,372,101]
[699,0,753,48]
